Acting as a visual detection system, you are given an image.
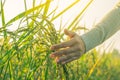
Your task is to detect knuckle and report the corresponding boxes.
[61,49,68,55]
[75,52,81,57]
[76,45,81,50]
[64,48,71,55]
[61,43,66,47]
[60,50,64,54]
[70,47,75,52]
[72,56,79,60]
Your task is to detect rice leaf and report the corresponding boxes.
[1,1,7,38]
[51,0,80,21]
[68,0,93,30]
[6,1,51,26]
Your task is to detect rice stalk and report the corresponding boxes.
[1,0,118,80]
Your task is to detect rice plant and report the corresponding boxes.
[0,0,120,80]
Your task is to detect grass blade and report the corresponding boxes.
[43,0,51,16]
[51,0,80,21]
[67,0,93,30]
[6,1,51,26]
[1,1,7,38]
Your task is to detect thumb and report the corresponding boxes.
[64,29,76,38]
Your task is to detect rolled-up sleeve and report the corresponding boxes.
[81,3,120,52]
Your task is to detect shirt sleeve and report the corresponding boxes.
[81,3,120,52]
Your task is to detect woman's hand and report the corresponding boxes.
[50,29,86,64]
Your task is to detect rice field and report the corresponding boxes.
[0,0,120,80]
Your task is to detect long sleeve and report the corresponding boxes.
[81,3,120,52]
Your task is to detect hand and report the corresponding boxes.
[50,29,86,64]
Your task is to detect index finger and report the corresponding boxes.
[50,38,75,50]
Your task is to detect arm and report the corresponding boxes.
[81,4,120,52]
[50,3,120,64]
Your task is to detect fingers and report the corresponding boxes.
[51,38,75,50]
[64,29,76,38]
[50,45,80,58]
[50,29,83,64]
[57,51,81,64]
[60,57,79,64]
[50,29,76,50]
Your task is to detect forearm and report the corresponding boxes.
[81,4,120,52]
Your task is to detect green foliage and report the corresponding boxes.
[0,0,120,80]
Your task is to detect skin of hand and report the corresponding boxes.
[50,29,86,64]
